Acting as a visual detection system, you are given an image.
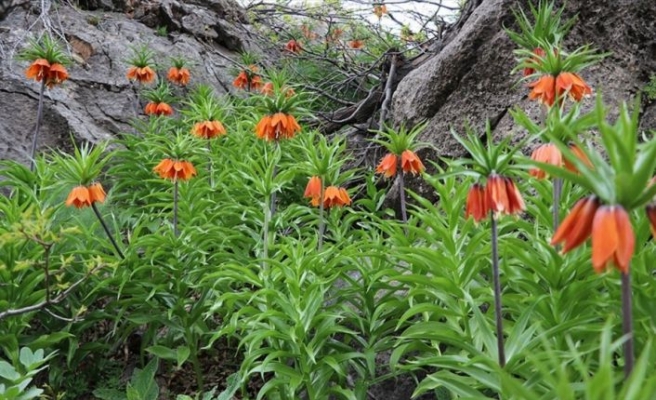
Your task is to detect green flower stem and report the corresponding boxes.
[552,178,562,233]
[262,166,278,277]
[398,170,408,225]
[270,165,278,217]
[621,270,634,378]
[29,80,46,171]
[491,214,506,367]
[92,203,125,259]
[318,183,325,251]
[186,330,204,389]
[207,139,214,188]
[262,200,270,271]
[173,180,179,237]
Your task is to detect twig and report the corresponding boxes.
[0,262,107,320]
[377,54,397,128]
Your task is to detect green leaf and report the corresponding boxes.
[176,346,191,369]
[0,361,20,381]
[146,345,177,361]
[131,358,159,400]
[217,373,241,400]
[92,388,128,400]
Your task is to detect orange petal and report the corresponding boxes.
[613,207,634,274]
[323,186,340,208]
[88,182,106,204]
[504,178,525,215]
[65,186,91,208]
[591,206,619,273]
[486,175,508,213]
[338,187,351,206]
[555,196,598,253]
[401,150,424,174]
[304,176,322,200]
[376,153,397,178]
[465,183,488,222]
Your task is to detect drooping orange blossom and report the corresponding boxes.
[192,120,226,139]
[127,65,156,84]
[376,153,397,178]
[65,182,106,209]
[465,183,489,222]
[591,206,634,274]
[254,112,301,141]
[373,4,387,18]
[167,66,190,86]
[25,58,51,81]
[233,65,263,90]
[528,72,592,106]
[144,102,174,116]
[485,174,525,215]
[530,143,593,179]
[348,40,365,49]
[304,176,322,207]
[261,82,274,96]
[153,158,197,181]
[323,186,351,208]
[552,198,634,274]
[285,39,303,53]
[401,150,424,175]
[25,59,69,87]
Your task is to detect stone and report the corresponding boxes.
[392,0,656,159]
[0,0,263,165]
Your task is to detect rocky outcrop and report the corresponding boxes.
[392,0,656,158]
[0,0,262,164]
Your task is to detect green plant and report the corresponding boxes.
[0,348,55,400]
[175,373,240,400]
[93,358,159,400]
[644,74,656,101]
[156,26,168,37]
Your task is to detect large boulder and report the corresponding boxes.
[392,0,656,158]
[0,0,262,165]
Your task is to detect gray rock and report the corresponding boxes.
[392,0,656,159]
[0,0,262,164]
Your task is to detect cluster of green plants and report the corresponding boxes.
[2,1,656,399]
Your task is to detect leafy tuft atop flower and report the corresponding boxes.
[126,45,157,84]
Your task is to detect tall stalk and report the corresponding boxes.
[552,178,562,233]
[621,270,634,378]
[207,139,214,187]
[398,167,408,225]
[29,81,46,171]
[318,183,325,251]
[187,331,204,389]
[92,203,125,259]
[491,214,506,367]
[262,198,270,270]
[262,165,278,275]
[173,180,179,237]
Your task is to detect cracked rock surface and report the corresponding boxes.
[392,0,656,158]
[0,0,262,165]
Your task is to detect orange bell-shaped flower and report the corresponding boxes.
[376,153,397,178]
[401,150,424,175]
[304,176,322,207]
[591,205,634,274]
